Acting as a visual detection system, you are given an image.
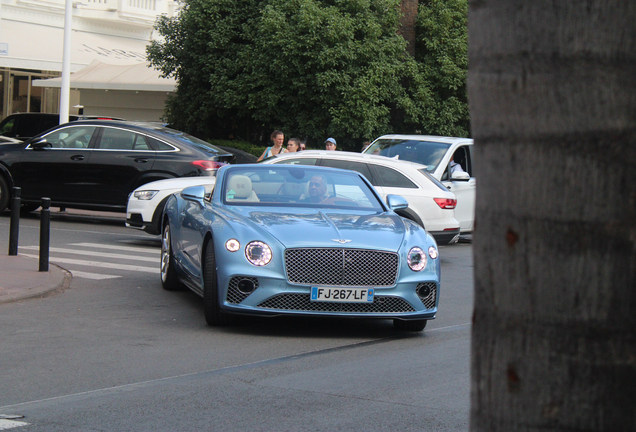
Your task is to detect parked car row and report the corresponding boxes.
[126,135,476,245]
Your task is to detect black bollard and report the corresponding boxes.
[8,187,21,256]
[39,198,51,272]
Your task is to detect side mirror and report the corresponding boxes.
[181,185,206,204]
[386,194,408,211]
[451,171,470,181]
[30,138,50,149]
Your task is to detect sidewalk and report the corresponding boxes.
[0,254,71,304]
[0,207,125,304]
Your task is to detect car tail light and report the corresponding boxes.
[191,160,228,171]
[434,198,457,209]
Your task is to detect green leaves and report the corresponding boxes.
[148,0,469,145]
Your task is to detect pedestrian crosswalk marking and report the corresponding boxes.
[21,254,160,274]
[68,270,122,280]
[69,242,160,254]
[20,246,157,262]
[0,419,28,429]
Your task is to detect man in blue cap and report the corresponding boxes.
[325,137,337,150]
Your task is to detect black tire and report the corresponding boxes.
[160,222,182,291]
[203,238,230,326]
[0,175,9,213]
[393,319,427,332]
[20,203,40,214]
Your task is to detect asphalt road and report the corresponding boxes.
[0,211,474,431]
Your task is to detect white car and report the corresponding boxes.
[263,150,460,245]
[363,135,475,234]
[126,177,216,235]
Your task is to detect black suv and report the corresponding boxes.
[0,120,233,213]
[0,113,124,141]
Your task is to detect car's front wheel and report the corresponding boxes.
[393,319,427,332]
[160,222,181,291]
[203,238,230,326]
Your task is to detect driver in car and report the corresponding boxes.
[301,175,329,203]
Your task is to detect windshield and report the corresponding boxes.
[222,166,384,210]
[364,139,451,172]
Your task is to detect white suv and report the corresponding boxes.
[263,151,460,245]
[363,135,475,234]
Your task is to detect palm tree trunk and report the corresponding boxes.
[468,1,636,430]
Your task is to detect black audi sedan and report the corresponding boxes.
[0,120,233,213]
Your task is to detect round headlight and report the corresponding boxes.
[225,239,240,252]
[407,247,427,271]
[428,246,438,260]
[245,241,272,266]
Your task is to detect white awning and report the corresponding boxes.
[0,19,149,72]
[32,60,176,92]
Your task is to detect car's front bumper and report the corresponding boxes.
[216,273,439,320]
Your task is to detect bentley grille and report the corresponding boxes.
[284,248,399,287]
[256,293,415,313]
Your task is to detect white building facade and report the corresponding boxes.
[0,0,178,120]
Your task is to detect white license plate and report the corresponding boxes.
[310,287,374,303]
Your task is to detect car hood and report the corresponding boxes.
[229,208,406,251]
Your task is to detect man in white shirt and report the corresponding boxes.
[450,154,466,174]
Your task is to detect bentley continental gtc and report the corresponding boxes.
[161,164,441,331]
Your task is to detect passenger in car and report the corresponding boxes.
[450,151,466,174]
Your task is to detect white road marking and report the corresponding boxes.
[20,254,159,274]
[68,270,122,280]
[69,243,160,254]
[20,246,157,262]
[0,419,28,429]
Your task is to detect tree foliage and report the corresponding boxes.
[147,0,468,145]
[414,0,469,137]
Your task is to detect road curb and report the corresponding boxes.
[0,256,72,304]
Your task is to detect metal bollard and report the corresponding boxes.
[39,198,51,272]
[8,187,21,256]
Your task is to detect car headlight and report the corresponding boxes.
[245,241,272,266]
[225,239,240,252]
[428,246,438,260]
[133,190,158,200]
[407,247,427,271]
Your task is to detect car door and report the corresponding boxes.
[178,196,208,280]
[17,125,97,203]
[441,144,475,232]
[85,126,156,207]
[365,163,427,223]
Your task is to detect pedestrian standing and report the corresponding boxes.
[257,130,287,161]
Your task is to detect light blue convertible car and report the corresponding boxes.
[161,164,440,331]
